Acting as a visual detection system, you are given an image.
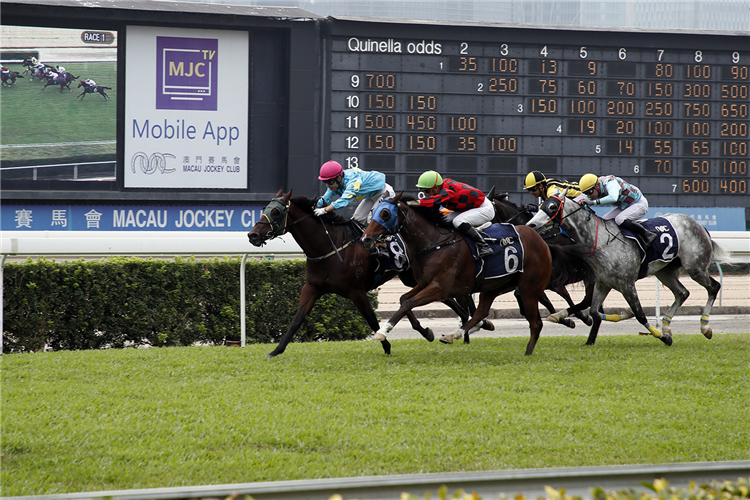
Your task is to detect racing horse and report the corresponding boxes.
[21,57,52,81]
[361,193,593,355]
[491,194,594,328]
[41,71,78,91]
[77,80,111,100]
[526,189,729,346]
[1,70,24,86]
[247,189,489,358]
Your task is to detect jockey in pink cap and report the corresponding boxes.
[314,160,394,224]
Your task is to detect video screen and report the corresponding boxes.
[0,25,117,182]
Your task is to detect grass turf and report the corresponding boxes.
[2,333,749,496]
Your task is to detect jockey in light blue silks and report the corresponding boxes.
[577,173,657,248]
[314,161,395,224]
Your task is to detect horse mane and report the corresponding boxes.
[397,194,453,229]
[290,195,349,224]
[492,192,524,213]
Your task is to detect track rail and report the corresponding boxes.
[7,461,749,500]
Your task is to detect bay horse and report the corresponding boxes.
[41,72,77,91]
[526,189,730,346]
[491,194,595,328]
[361,193,593,355]
[247,189,486,358]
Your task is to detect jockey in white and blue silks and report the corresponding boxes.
[314,161,395,224]
[577,173,657,247]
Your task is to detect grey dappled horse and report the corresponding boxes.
[526,189,730,347]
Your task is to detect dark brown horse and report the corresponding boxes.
[361,193,590,355]
[491,193,595,327]
[247,189,485,358]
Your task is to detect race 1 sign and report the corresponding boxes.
[124,26,248,189]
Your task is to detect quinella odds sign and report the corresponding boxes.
[124,26,248,189]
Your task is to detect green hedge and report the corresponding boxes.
[2,257,377,353]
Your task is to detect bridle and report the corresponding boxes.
[254,197,349,263]
[538,194,624,256]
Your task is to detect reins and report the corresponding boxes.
[542,195,626,256]
[399,201,464,259]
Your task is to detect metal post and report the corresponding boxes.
[240,254,248,347]
[655,275,660,326]
[1,254,6,354]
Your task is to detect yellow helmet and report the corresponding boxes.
[416,170,443,189]
[524,171,546,190]
[579,173,599,193]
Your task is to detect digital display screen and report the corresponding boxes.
[0,25,117,181]
[328,27,749,207]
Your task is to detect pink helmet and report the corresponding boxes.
[318,160,343,181]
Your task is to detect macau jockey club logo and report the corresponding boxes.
[156,36,218,111]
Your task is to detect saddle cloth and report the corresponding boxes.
[619,217,680,278]
[349,221,410,289]
[464,223,525,280]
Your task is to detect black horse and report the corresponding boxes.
[77,81,111,100]
[491,193,595,328]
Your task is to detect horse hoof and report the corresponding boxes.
[372,333,387,342]
[559,318,575,329]
[267,352,278,359]
[661,333,673,346]
[703,328,713,340]
[481,320,495,331]
[382,339,391,355]
[583,316,593,326]
[422,328,435,342]
[439,334,455,344]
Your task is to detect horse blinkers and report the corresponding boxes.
[258,197,290,239]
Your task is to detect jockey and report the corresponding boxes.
[524,170,582,201]
[84,78,96,88]
[56,65,66,76]
[314,160,395,224]
[578,173,657,248]
[409,170,494,258]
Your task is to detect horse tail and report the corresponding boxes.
[547,243,597,289]
[101,86,112,89]
[710,239,736,264]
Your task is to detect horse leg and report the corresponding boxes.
[519,290,544,355]
[374,282,446,341]
[653,265,690,339]
[268,282,323,358]
[585,283,612,345]
[539,289,577,329]
[683,267,721,340]
[441,291,496,345]
[619,283,672,346]
[450,295,494,333]
[349,289,392,354]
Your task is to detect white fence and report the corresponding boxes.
[1,230,748,353]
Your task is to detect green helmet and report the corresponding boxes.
[416,170,443,189]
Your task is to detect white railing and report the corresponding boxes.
[0,231,303,353]
[1,230,747,353]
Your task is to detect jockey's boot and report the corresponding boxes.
[458,222,493,259]
[620,219,657,248]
